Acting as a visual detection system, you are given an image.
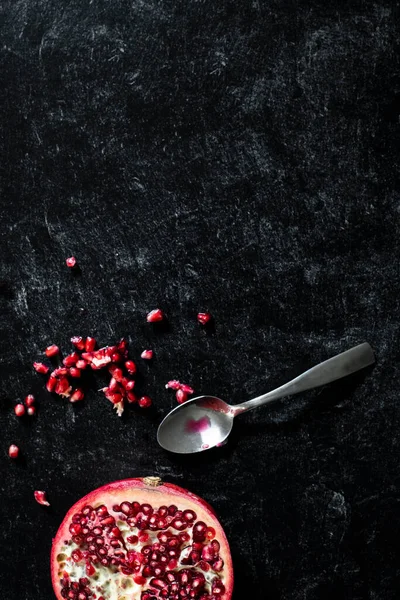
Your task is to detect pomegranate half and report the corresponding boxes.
[51,477,233,600]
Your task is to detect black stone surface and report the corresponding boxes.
[1,1,400,598]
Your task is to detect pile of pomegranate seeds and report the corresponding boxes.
[166,380,195,404]
[33,337,152,417]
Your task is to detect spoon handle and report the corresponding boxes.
[232,342,375,415]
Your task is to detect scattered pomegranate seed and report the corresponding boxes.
[165,380,181,390]
[111,352,122,363]
[70,389,84,403]
[27,406,36,416]
[34,490,50,506]
[146,309,164,323]
[85,337,96,352]
[46,376,57,392]
[71,336,85,350]
[111,367,124,382]
[53,367,69,377]
[25,394,35,407]
[55,378,72,397]
[125,360,136,374]
[75,359,87,369]
[197,312,212,325]
[14,404,25,417]
[125,380,135,391]
[138,396,152,408]
[8,444,19,458]
[176,389,188,404]
[141,349,153,360]
[66,256,77,268]
[33,362,49,374]
[180,383,194,394]
[45,344,60,358]
[126,391,137,403]
[81,352,93,363]
[69,367,81,378]
[63,352,79,367]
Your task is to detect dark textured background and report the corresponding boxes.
[1,0,400,598]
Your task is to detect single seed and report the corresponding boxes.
[138,396,152,408]
[71,336,85,350]
[180,383,194,394]
[70,389,84,403]
[126,391,137,403]
[85,337,96,352]
[176,389,188,404]
[34,490,50,506]
[76,359,87,369]
[141,349,153,360]
[55,377,71,397]
[197,312,212,325]
[24,394,35,407]
[146,308,164,322]
[33,362,49,374]
[111,352,122,363]
[45,344,60,358]
[27,406,36,416]
[112,367,124,381]
[66,256,77,268]
[46,377,57,392]
[8,444,19,458]
[63,352,79,367]
[69,367,81,378]
[125,380,135,391]
[125,360,136,374]
[14,404,25,417]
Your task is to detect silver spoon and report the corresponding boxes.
[157,343,375,454]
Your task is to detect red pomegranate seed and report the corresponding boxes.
[70,389,84,403]
[126,391,137,403]
[46,376,57,392]
[176,389,188,404]
[133,575,146,585]
[55,378,71,396]
[206,526,216,540]
[45,344,60,358]
[81,352,93,363]
[125,360,136,374]
[25,394,35,407]
[111,367,123,382]
[66,256,77,268]
[33,362,49,374]
[141,349,153,360]
[34,490,50,506]
[85,337,96,352]
[165,380,181,390]
[104,389,123,405]
[85,563,95,576]
[8,444,19,458]
[138,396,152,408]
[14,404,25,417]
[180,383,194,394]
[27,406,36,416]
[111,352,122,363]
[108,377,119,392]
[125,380,135,391]
[197,312,212,325]
[63,352,79,367]
[53,367,69,377]
[76,359,87,369]
[146,309,164,323]
[71,336,85,350]
[69,367,81,378]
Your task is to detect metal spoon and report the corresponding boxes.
[157,342,375,454]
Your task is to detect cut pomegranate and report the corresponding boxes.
[34,490,50,506]
[33,362,49,374]
[8,444,19,458]
[66,256,77,268]
[25,394,35,407]
[45,344,60,358]
[51,477,233,600]
[138,396,152,408]
[14,403,25,417]
[197,312,212,325]
[146,309,164,323]
[141,349,153,360]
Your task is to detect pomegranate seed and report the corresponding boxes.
[55,377,71,397]
[85,563,95,576]
[53,367,69,376]
[111,352,122,363]
[34,490,50,506]
[197,312,212,325]
[138,396,152,408]
[66,256,77,268]
[104,390,123,404]
[176,389,188,404]
[125,380,135,391]
[46,377,57,392]
[76,359,87,369]
[8,444,19,458]
[206,526,216,540]
[27,406,36,416]
[45,344,60,358]
[112,367,123,381]
[125,360,136,374]
[25,394,35,407]
[14,404,25,417]
[81,352,93,363]
[69,367,81,378]
[108,377,119,392]
[146,309,164,323]
[141,349,153,360]
[126,391,137,403]
[180,383,194,394]
[165,380,181,390]
[33,362,49,374]
[63,352,79,367]
[133,575,146,585]
[85,337,96,352]
[70,389,84,403]
[71,336,85,350]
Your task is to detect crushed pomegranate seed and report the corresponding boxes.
[70,389,84,403]
[14,404,25,417]
[71,336,85,350]
[25,394,35,407]
[176,389,188,404]
[34,490,50,506]
[85,337,96,352]
[8,444,19,458]
[27,406,36,416]
[125,360,136,374]
[45,344,60,358]
[141,349,153,360]
[33,362,49,374]
[146,308,164,323]
[138,396,152,408]
[197,312,212,325]
[66,256,77,268]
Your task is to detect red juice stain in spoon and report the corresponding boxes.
[186,416,210,434]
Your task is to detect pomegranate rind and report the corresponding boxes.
[51,477,233,600]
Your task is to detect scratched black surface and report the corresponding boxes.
[1,0,400,598]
